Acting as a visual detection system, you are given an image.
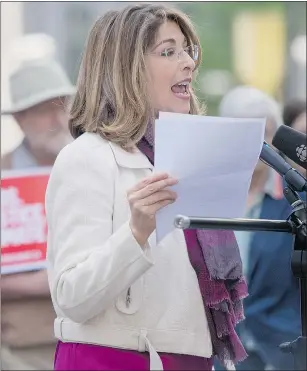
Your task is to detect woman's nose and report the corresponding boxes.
[180,52,195,71]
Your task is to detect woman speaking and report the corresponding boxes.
[46,3,247,370]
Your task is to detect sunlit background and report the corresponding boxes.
[1,1,306,155]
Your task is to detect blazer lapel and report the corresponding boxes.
[108,141,153,170]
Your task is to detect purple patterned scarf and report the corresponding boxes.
[138,130,248,368]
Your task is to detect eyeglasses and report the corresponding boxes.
[148,45,199,62]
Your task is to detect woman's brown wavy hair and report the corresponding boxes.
[69,3,203,149]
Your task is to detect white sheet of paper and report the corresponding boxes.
[154,112,266,243]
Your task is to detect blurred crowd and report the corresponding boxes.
[1,29,306,371]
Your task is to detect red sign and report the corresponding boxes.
[1,167,52,274]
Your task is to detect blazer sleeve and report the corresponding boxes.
[46,142,154,323]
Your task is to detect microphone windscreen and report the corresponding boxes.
[272,126,307,170]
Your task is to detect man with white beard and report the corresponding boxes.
[1,37,75,370]
[2,61,74,169]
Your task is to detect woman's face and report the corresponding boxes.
[145,21,197,115]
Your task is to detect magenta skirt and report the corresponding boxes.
[54,341,213,371]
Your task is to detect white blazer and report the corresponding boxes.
[46,132,212,370]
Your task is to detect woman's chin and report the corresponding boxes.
[158,105,190,115]
[175,106,190,114]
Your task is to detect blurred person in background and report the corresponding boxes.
[1,60,74,169]
[216,86,301,371]
[282,99,306,174]
[1,34,75,370]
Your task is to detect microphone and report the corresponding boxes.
[272,125,307,170]
[260,141,307,192]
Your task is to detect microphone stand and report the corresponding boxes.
[174,186,307,371]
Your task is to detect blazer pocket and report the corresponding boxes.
[115,276,144,314]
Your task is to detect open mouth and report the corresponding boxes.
[171,80,191,99]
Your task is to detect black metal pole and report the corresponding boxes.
[301,278,307,336]
[174,215,295,233]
